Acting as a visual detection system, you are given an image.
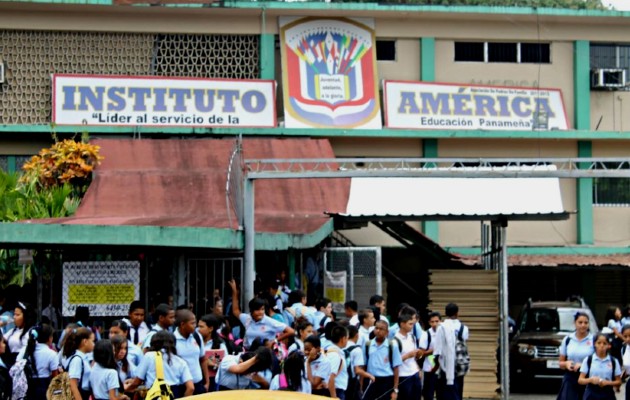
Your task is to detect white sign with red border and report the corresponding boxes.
[384,81,569,131]
[53,74,276,128]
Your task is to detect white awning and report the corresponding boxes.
[335,166,570,221]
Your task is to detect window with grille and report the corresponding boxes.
[455,41,551,64]
[594,177,630,206]
[591,43,630,83]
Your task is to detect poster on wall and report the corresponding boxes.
[384,81,569,131]
[52,74,276,128]
[324,270,347,313]
[62,261,140,317]
[279,17,382,129]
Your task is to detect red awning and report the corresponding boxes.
[33,138,350,235]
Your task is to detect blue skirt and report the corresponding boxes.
[583,384,615,400]
[557,371,585,400]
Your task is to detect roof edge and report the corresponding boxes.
[0,223,243,249]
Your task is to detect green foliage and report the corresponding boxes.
[0,138,101,286]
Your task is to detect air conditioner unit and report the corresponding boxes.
[591,68,626,89]
[0,61,4,84]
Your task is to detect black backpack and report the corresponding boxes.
[343,345,360,400]
[0,364,12,400]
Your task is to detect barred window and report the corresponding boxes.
[455,41,551,64]
[594,178,630,206]
[591,43,630,83]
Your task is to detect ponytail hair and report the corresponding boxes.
[282,351,305,392]
[200,314,223,350]
[62,327,92,359]
[24,328,39,373]
[149,331,177,365]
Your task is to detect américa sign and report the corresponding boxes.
[384,81,569,131]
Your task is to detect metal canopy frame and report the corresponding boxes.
[240,156,630,400]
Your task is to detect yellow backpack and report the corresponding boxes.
[145,351,174,400]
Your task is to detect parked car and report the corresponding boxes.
[509,297,598,390]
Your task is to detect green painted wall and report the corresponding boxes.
[574,41,593,245]
[260,33,275,80]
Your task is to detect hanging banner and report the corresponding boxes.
[52,74,276,128]
[279,17,382,129]
[324,270,347,313]
[62,261,140,317]
[384,81,569,131]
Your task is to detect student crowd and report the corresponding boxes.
[0,278,472,400]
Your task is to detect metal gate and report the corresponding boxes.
[186,258,243,317]
[323,247,382,312]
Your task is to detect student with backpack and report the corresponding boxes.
[16,324,59,399]
[621,324,630,400]
[128,331,194,398]
[434,303,469,400]
[394,311,422,400]
[173,309,209,394]
[314,298,334,335]
[557,312,595,400]
[304,335,331,396]
[578,332,622,400]
[269,351,311,393]
[363,320,402,400]
[287,319,314,355]
[326,325,350,399]
[345,325,374,400]
[63,327,94,400]
[142,304,175,354]
[4,302,36,368]
[89,339,130,400]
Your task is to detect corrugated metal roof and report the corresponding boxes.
[335,173,569,221]
[458,254,630,267]
[29,138,350,235]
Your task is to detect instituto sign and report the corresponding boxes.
[384,81,569,131]
[52,74,276,128]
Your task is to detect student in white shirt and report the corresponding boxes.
[394,311,422,400]
[269,351,311,393]
[421,312,441,400]
[357,309,376,348]
[18,324,60,399]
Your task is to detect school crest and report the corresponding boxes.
[280,17,382,129]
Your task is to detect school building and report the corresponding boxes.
[2,1,630,397]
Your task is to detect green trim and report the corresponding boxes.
[10,0,630,18]
[422,139,439,241]
[0,223,242,248]
[0,220,333,250]
[287,249,296,290]
[260,33,275,80]
[446,246,630,255]
[8,124,630,140]
[254,219,334,250]
[6,156,16,173]
[574,41,591,131]
[421,37,435,82]
[577,141,594,244]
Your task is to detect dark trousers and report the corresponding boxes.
[171,383,185,398]
[398,374,422,400]
[423,371,438,400]
[455,375,464,400]
[336,388,346,400]
[584,383,616,400]
[31,377,51,399]
[363,376,395,400]
[313,388,331,397]
[193,380,207,395]
[436,372,460,400]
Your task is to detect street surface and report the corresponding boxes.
[506,380,625,400]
